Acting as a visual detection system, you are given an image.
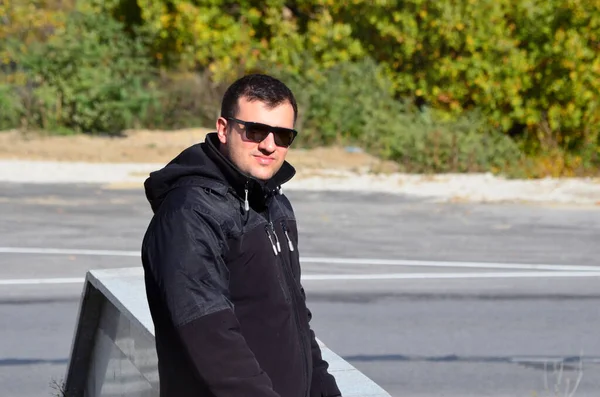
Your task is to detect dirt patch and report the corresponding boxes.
[0,128,210,163]
[0,129,399,173]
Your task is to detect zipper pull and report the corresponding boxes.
[244,185,249,212]
[271,223,281,253]
[264,225,278,256]
[281,221,295,252]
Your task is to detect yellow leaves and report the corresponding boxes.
[247,7,262,24]
[561,59,576,69]
[583,90,594,100]
[159,14,171,28]
[19,0,590,156]
[175,2,196,15]
[466,35,474,47]
[0,0,71,65]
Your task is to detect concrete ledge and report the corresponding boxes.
[64,267,392,397]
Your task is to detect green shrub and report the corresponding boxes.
[141,70,227,130]
[106,0,599,152]
[274,58,390,147]
[104,0,598,175]
[375,108,524,174]
[0,83,22,130]
[4,0,597,176]
[21,9,158,134]
[322,0,600,162]
[275,58,523,174]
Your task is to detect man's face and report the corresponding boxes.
[216,97,294,181]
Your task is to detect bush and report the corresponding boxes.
[3,0,597,176]
[0,83,22,130]
[322,0,600,161]
[104,0,598,175]
[20,9,158,134]
[141,70,228,130]
[375,108,523,174]
[274,58,523,174]
[274,58,392,147]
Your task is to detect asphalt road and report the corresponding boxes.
[1,182,599,397]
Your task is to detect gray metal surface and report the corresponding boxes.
[1,182,600,397]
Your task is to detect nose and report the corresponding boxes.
[258,132,277,152]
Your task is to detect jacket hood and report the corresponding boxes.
[144,132,296,212]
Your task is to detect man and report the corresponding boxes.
[141,74,342,397]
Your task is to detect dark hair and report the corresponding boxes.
[220,74,298,123]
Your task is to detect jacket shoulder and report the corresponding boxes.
[154,183,242,239]
[272,192,296,219]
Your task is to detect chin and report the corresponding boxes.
[252,171,274,182]
[250,166,278,182]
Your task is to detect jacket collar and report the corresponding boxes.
[202,133,296,205]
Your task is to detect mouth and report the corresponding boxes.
[254,155,276,165]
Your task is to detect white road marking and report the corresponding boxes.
[2,246,600,285]
[0,247,140,257]
[0,277,85,285]
[2,271,600,286]
[1,246,599,272]
[301,257,600,272]
[301,271,600,281]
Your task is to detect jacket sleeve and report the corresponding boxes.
[143,207,280,397]
[301,286,342,397]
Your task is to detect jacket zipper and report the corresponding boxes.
[264,224,279,256]
[278,220,309,397]
[265,223,289,303]
[281,221,295,252]
[265,199,310,396]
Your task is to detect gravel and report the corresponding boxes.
[3,159,600,205]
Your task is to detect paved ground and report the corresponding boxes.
[1,182,599,397]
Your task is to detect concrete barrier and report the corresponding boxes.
[63,268,392,397]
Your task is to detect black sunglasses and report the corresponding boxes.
[226,117,297,147]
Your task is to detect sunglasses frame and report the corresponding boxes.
[226,117,298,147]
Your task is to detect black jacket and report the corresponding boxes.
[141,133,341,397]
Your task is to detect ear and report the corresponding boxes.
[216,117,228,145]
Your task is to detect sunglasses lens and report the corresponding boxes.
[245,123,270,143]
[246,123,295,147]
[273,130,295,147]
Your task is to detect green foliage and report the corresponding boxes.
[2,0,599,176]
[0,0,73,64]
[0,84,22,130]
[141,71,228,130]
[321,0,600,161]
[376,109,523,174]
[276,58,523,174]
[100,0,364,81]
[20,9,158,134]
[95,0,599,175]
[276,58,392,147]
